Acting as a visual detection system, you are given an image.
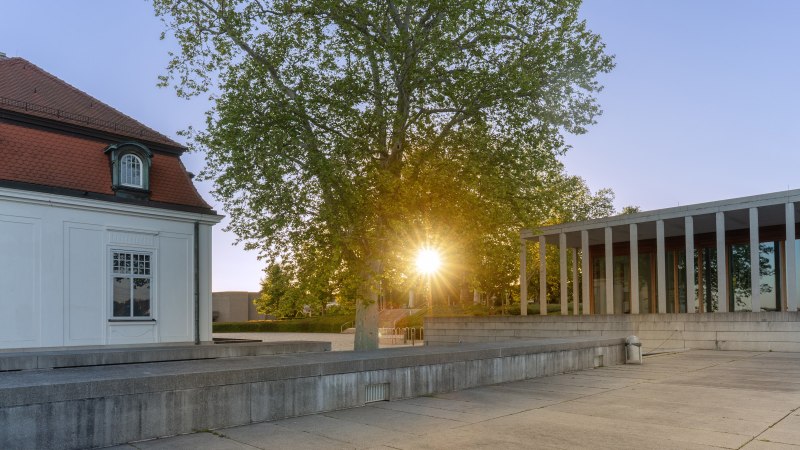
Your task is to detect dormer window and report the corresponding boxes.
[120,154,143,188]
[105,142,152,199]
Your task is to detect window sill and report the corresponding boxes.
[108,319,156,323]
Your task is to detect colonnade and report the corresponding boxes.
[520,203,799,315]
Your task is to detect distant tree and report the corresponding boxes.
[255,263,300,318]
[620,205,641,215]
[154,0,614,348]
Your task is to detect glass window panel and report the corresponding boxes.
[133,278,151,317]
[613,255,630,314]
[758,242,779,311]
[665,251,686,313]
[638,253,654,314]
[113,277,131,317]
[700,247,719,312]
[592,256,605,314]
[730,243,752,311]
[121,154,143,187]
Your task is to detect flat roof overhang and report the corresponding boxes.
[522,188,800,246]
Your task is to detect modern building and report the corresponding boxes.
[520,189,800,316]
[0,56,221,349]
[212,291,264,322]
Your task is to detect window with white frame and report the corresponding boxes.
[112,250,152,318]
[120,154,143,188]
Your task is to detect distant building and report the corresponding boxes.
[521,190,800,315]
[0,56,221,349]
[212,291,264,322]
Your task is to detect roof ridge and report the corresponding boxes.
[0,57,184,149]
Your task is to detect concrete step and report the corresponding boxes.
[341,328,356,334]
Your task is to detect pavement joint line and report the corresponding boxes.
[443,369,656,431]
[368,401,478,423]
[444,353,780,445]
[316,407,436,438]
[735,404,800,450]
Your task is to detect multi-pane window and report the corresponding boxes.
[120,154,143,188]
[112,251,152,318]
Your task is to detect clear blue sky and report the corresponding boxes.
[2,1,799,291]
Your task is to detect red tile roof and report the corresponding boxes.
[0,57,212,211]
[0,121,212,209]
[0,57,182,148]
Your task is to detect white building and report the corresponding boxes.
[0,56,221,349]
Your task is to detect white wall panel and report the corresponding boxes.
[64,224,104,345]
[158,234,192,341]
[0,215,40,348]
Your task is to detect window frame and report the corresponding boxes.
[109,248,155,321]
[119,153,144,188]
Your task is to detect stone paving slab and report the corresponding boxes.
[115,350,800,449]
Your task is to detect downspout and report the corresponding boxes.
[194,221,200,345]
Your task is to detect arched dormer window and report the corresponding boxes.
[105,142,153,199]
[120,154,143,188]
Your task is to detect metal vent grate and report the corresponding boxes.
[365,383,389,403]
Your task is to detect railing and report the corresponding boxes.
[340,321,353,333]
[0,96,168,142]
[378,327,424,346]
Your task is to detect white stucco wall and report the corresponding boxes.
[0,187,220,349]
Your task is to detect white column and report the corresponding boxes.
[409,289,415,308]
[787,203,797,311]
[656,220,667,313]
[750,208,761,312]
[605,227,614,314]
[572,249,579,315]
[581,230,590,315]
[630,223,639,314]
[685,216,696,313]
[716,212,728,312]
[560,233,568,315]
[539,235,547,315]
[520,239,527,316]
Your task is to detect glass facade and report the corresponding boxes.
[638,253,655,313]
[729,242,780,312]
[592,256,605,314]
[583,239,791,314]
[665,250,687,313]
[613,255,630,314]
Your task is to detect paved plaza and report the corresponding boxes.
[109,350,800,449]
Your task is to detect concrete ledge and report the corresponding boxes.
[0,337,624,449]
[0,341,331,372]
[425,312,800,352]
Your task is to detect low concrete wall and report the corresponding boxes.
[0,341,330,371]
[425,312,800,353]
[0,337,623,449]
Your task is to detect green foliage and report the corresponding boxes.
[620,205,641,215]
[213,315,355,333]
[254,262,300,318]
[154,0,615,317]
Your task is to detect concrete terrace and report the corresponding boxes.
[111,350,800,450]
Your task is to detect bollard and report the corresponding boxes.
[625,335,643,365]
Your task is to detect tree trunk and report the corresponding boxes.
[354,260,380,350]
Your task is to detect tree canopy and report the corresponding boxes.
[154,0,614,348]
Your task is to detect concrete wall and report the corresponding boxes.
[0,187,219,349]
[425,312,800,353]
[212,291,263,322]
[0,338,624,449]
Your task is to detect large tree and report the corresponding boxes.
[154,0,614,349]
